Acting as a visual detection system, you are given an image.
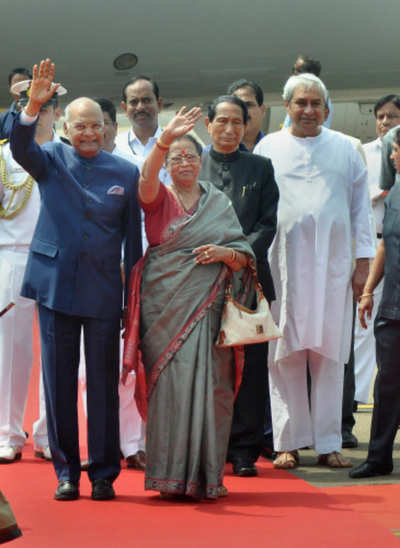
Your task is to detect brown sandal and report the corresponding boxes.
[217,485,228,497]
[273,450,299,469]
[318,451,352,468]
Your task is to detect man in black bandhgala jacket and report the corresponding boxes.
[200,94,279,476]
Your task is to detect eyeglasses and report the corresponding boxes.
[70,122,104,132]
[168,154,199,165]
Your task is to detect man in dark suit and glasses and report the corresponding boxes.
[10,59,142,501]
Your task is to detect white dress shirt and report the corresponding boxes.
[363,137,385,234]
[116,126,171,185]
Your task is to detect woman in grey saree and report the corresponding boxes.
[123,108,254,499]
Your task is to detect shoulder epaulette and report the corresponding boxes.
[0,138,9,145]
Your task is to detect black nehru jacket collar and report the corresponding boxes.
[210,147,240,163]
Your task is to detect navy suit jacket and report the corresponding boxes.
[0,101,18,140]
[10,114,142,320]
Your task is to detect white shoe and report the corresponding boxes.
[34,446,52,461]
[0,445,22,463]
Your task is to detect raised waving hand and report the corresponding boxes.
[161,106,203,145]
[25,58,59,116]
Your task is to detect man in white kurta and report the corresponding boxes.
[354,95,400,404]
[254,73,375,468]
[0,92,62,462]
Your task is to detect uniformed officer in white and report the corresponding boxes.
[0,81,66,463]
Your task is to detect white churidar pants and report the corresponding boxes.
[0,247,48,449]
[32,371,48,448]
[118,371,146,456]
[269,349,343,454]
[78,342,145,457]
[353,279,382,403]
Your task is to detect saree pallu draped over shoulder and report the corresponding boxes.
[123,181,254,499]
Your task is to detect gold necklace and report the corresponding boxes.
[0,144,35,219]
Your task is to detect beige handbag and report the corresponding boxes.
[216,265,281,347]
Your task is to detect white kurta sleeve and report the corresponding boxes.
[350,151,375,259]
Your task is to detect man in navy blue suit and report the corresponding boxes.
[10,59,142,501]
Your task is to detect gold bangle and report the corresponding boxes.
[230,249,237,263]
[359,292,373,300]
[156,137,170,150]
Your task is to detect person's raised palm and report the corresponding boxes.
[28,58,59,108]
[164,106,202,142]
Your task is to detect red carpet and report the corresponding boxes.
[0,321,399,547]
[2,455,400,547]
[320,483,400,532]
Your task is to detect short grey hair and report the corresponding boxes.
[282,73,329,107]
[64,97,103,124]
[64,105,70,122]
[64,103,72,123]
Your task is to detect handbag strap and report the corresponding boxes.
[225,259,264,300]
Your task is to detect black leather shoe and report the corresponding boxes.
[349,461,392,479]
[91,479,115,500]
[126,450,146,470]
[54,481,79,501]
[342,431,358,449]
[232,460,258,477]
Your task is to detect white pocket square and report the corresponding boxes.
[107,185,125,195]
